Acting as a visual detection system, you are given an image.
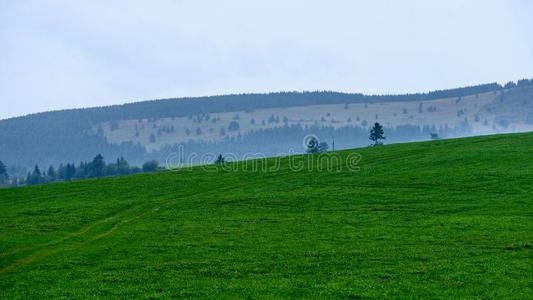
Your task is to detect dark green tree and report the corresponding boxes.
[116,157,130,175]
[0,160,8,184]
[369,122,385,146]
[318,141,329,152]
[47,166,57,181]
[27,165,44,185]
[215,154,225,164]
[142,160,159,172]
[430,133,440,140]
[66,163,76,181]
[89,154,105,178]
[57,164,66,180]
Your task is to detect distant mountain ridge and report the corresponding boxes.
[2,82,504,123]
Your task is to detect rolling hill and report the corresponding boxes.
[1,80,533,177]
[0,132,532,298]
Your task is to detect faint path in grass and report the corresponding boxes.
[0,203,141,259]
[0,203,156,277]
[0,171,284,278]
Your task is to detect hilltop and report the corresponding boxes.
[0,132,532,298]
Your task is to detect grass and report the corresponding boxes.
[0,133,532,299]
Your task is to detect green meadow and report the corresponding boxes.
[0,133,532,298]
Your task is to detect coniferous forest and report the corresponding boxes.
[0,155,161,188]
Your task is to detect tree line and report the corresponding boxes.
[212,123,387,162]
[0,155,161,188]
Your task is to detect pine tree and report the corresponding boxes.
[90,154,105,178]
[47,166,57,181]
[0,160,8,184]
[369,122,386,146]
[215,154,225,165]
[57,164,66,180]
[27,165,43,185]
[65,163,76,181]
[116,157,130,175]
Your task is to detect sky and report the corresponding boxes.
[1,0,532,120]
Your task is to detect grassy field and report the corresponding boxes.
[0,133,532,298]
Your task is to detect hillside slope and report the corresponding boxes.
[2,81,533,173]
[1,133,532,298]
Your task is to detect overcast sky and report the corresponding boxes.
[1,0,532,120]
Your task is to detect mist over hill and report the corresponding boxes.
[1,80,533,176]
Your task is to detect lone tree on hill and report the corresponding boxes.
[215,154,225,165]
[369,122,385,146]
